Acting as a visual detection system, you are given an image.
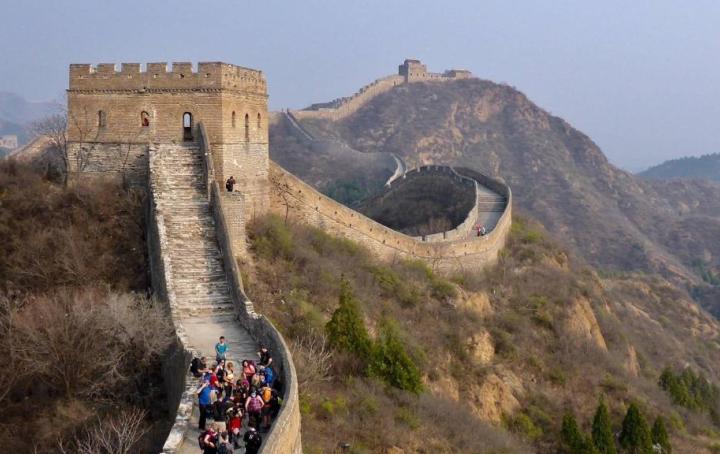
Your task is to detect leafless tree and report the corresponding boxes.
[289,331,334,391]
[270,170,298,224]
[58,408,149,454]
[30,113,69,185]
[11,289,174,398]
[31,105,97,186]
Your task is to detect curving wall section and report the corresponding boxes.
[270,162,512,273]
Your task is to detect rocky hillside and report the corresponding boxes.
[245,214,720,453]
[640,153,720,182]
[275,79,720,289]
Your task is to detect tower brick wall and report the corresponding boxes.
[67,62,269,212]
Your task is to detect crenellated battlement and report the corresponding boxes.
[69,61,267,94]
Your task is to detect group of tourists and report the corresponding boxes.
[190,336,282,454]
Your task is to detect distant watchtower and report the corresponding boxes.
[66,62,270,210]
[398,59,428,82]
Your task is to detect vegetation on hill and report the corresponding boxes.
[245,213,720,452]
[276,79,720,296]
[268,114,393,207]
[0,161,174,453]
[639,153,720,182]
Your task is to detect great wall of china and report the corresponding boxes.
[55,59,511,452]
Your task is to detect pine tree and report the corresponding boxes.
[651,416,671,454]
[619,403,653,454]
[325,278,372,362]
[561,413,599,454]
[592,399,617,454]
[368,319,423,394]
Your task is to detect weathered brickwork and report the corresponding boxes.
[67,62,269,212]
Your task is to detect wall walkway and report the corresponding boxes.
[153,126,301,453]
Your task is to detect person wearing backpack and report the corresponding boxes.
[243,427,262,454]
[260,384,274,431]
[198,424,218,454]
[245,390,264,429]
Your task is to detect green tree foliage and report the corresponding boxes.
[619,403,653,454]
[368,319,423,394]
[325,278,372,361]
[658,366,720,413]
[592,399,617,454]
[651,416,671,454]
[560,413,599,454]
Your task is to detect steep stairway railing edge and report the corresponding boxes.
[199,124,303,454]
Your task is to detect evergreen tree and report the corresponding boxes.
[592,399,617,454]
[561,413,599,454]
[651,416,671,454]
[368,319,423,394]
[619,403,653,454]
[325,278,372,361]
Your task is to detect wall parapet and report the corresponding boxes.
[69,61,266,94]
[270,161,512,273]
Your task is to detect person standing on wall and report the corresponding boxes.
[226,176,236,192]
[216,336,229,363]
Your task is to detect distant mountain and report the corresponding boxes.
[0,92,59,125]
[273,78,720,288]
[0,117,30,145]
[639,153,720,182]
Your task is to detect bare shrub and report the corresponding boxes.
[10,289,173,398]
[290,332,334,391]
[58,408,149,454]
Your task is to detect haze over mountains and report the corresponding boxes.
[0,92,59,147]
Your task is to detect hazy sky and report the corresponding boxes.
[2,0,719,171]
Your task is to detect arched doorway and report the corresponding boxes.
[183,112,193,141]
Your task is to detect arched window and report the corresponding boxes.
[232,111,236,128]
[98,110,106,128]
[141,111,150,127]
[257,113,262,129]
[183,112,193,141]
[244,113,249,141]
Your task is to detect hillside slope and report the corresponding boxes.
[277,79,720,285]
[245,214,720,453]
[640,153,720,182]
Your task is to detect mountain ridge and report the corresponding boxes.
[272,78,720,289]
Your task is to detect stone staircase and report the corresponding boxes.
[150,144,234,317]
[477,194,507,212]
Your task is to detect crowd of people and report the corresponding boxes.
[189,336,282,454]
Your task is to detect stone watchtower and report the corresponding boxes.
[66,62,270,212]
